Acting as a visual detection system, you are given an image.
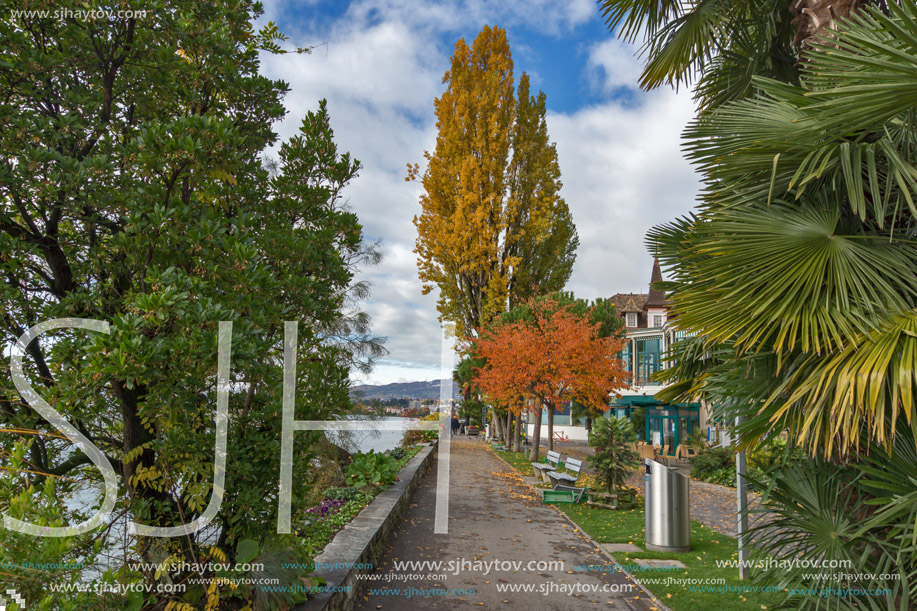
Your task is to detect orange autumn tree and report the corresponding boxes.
[473,297,629,461]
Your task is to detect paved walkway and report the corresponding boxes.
[355,438,660,610]
[555,440,762,538]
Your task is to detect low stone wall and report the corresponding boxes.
[524,423,589,441]
[294,442,437,611]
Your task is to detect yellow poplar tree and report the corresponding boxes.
[412,25,578,337]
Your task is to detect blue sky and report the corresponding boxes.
[257,0,700,385]
[267,0,627,113]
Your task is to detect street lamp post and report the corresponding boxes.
[735,415,750,580]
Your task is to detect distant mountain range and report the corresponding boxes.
[350,379,460,401]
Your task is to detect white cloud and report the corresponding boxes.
[549,88,699,298]
[586,37,644,94]
[256,3,700,385]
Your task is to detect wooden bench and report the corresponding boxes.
[586,488,637,510]
[548,457,582,487]
[532,450,562,483]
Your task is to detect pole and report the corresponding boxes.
[735,415,750,580]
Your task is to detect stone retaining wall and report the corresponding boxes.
[294,442,437,611]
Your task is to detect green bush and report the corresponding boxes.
[402,414,440,446]
[690,446,736,486]
[685,428,709,451]
[387,446,408,461]
[588,417,638,495]
[631,406,646,439]
[747,436,804,474]
[690,437,806,487]
[323,486,366,501]
[345,450,399,489]
[402,428,438,446]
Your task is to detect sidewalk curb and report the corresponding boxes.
[295,441,437,611]
[488,446,674,611]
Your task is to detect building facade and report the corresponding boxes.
[525,260,719,449]
[604,260,712,451]
[608,258,673,389]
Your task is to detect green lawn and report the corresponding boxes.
[495,446,537,477]
[493,449,779,611]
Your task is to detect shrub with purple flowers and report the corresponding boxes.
[305,498,346,518]
[295,445,423,556]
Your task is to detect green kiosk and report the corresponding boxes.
[609,395,701,453]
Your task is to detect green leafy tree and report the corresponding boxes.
[0,2,382,608]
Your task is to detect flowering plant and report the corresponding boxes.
[305,498,345,518]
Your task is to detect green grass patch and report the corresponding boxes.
[495,448,536,477]
[559,501,645,544]
[495,449,778,611]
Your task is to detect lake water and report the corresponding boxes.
[324,416,420,453]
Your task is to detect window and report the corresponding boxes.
[626,312,637,327]
[619,342,631,373]
[652,314,664,328]
[635,337,662,384]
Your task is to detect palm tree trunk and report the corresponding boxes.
[790,0,868,48]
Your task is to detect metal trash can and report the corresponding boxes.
[644,458,690,552]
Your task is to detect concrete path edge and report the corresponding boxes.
[294,441,438,611]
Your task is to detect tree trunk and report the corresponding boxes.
[493,410,504,441]
[585,414,592,436]
[610,455,617,497]
[547,407,554,452]
[513,411,522,452]
[790,0,867,48]
[113,380,182,560]
[528,406,543,462]
[505,411,512,444]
